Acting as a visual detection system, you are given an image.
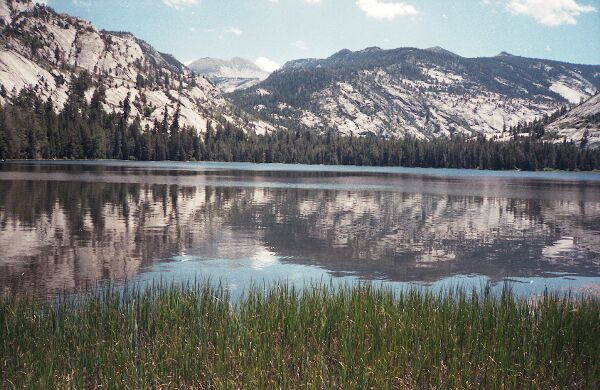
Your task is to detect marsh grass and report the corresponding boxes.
[1,282,599,388]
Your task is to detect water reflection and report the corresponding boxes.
[1,162,599,297]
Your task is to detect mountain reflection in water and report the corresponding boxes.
[1,161,599,297]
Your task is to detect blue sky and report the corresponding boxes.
[41,0,600,70]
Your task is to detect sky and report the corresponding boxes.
[38,0,600,71]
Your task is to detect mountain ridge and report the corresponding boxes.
[0,0,274,134]
[232,46,600,141]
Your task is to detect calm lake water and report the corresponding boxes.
[1,161,600,298]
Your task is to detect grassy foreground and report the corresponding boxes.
[1,283,599,388]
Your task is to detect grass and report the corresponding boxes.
[1,282,599,388]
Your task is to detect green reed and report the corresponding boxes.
[1,282,599,388]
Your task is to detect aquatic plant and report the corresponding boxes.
[1,282,598,388]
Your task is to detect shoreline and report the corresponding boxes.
[3,159,600,179]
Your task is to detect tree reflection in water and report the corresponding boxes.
[1,163,599,297]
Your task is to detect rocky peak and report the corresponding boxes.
[496,51,516,58]
[426,46,460,57]
[331,49,352,57]
[362,46,383,53]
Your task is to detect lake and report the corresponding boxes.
[1,161,600,298]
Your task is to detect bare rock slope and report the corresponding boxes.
[0,0,273,134]
[232,47,600,142]
[547,94,600,148]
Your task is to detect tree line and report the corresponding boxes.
[1,75,599,171]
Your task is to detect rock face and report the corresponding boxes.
[232,46,600,141]
[0,0,274,134]
[547,94,600,148]
[188,57,270,93]
[0,0,597,145]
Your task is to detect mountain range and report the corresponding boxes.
[188,57,270,93]
[232,47,600,143]
[0,0,598,147]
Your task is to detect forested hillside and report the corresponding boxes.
[232,47,600,143]
[2,79,599,171]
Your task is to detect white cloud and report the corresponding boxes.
[224,27,243,35]
[70,0,92,6]
[291,39,309,50]
[255,57,281,73]
[269,0,321,4]
[507,0,596,26]
[162,0,199,10]
[356,0,420,20]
